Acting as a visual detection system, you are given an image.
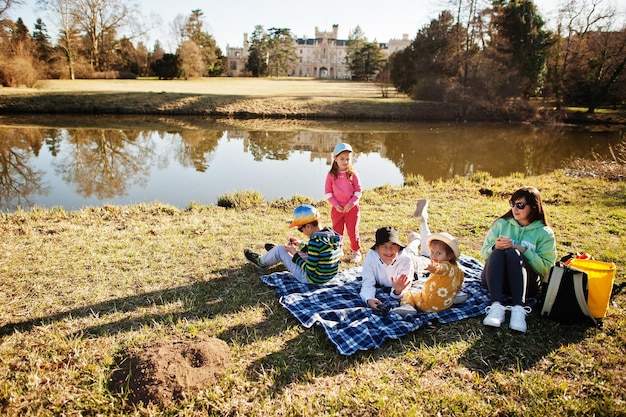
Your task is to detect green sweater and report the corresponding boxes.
[481,218,557,279]
[292,227,342,284]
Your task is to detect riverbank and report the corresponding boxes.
[1,78,625,123]
[0,171,624,415]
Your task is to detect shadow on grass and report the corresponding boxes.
[239,311,595,397]
[0,265,287,343]
[458,314,592,373]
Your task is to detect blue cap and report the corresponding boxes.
[332,143,353,157]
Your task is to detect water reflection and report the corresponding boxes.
[0,116,622,212]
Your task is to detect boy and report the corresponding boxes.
[244,204,342,284]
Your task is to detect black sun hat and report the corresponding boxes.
[371,226,405,250]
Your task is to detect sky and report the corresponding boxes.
[9,0,626,53]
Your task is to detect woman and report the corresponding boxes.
[481,186,556,333]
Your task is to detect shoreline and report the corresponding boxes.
[1,78,625,124]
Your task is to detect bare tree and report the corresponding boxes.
[547,0,625,111]
[177,40,204,78]
[37,0,78,79]
[0,0,23,19]
[72,0,139,71]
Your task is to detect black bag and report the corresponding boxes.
[540,264,597,325]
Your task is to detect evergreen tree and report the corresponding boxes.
[266,27,297,77]
[490,0,553,97]
[32,18,54,64]
[181,9,221,76]
[246,25,269,76]
[151,53,180,79]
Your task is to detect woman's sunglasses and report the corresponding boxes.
[510,201,530,210]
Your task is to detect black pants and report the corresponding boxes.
[481,248,540,305]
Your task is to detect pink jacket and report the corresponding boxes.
[325,171,362,208]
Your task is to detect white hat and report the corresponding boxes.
[332,143,353,157]
[426,232,461,259]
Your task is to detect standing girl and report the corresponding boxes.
[325,143,362,262]
[480,186,557,333]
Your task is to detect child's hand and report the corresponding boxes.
[391,274,411,295]
[367,298,381,309]
[284,244,297,255]
[288,237,301,247]
[335,205,344,213]
[425,262,439,274]
[344,203,354,212]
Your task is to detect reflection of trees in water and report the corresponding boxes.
[243,130,384,163]
[246,130,299,161]
[232,124,620,180]
[175,130,223,172]
[379,125,622,181]
[0,128,49,211]
[54,129,158,200]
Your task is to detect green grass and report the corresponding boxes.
[0,170,625,416]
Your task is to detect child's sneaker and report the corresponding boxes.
[349,251,362,263]
[413,199,428,222]
[453,291,469,304]
[244,249,266,270]
[391,304,418,318]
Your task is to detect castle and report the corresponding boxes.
[225,24,410,78]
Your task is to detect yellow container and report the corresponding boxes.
[569,258,616,318]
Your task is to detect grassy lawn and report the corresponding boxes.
[0,171,624,416]
[0,78,442,120]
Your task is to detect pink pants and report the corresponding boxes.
[331,205,361,252]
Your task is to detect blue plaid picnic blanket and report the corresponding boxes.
[260,254,491,356]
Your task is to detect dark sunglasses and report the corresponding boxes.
[510,201,530,210]
[297,225,306,232]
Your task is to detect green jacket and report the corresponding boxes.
[481,217,557,279]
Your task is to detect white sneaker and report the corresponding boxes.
[413,199,428,222]
[453,291,469,304]
[483,302,507,328]
[408,231,420,244]
[509,305,532,333]
[349,251,362,263]
[391,304,418,318]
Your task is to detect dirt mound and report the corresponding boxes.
[109,337,231,407]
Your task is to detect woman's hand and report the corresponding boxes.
[495,235,513,250]
[391,274,411,295]
[367,298,381,310]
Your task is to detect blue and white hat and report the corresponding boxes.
[332,143,353,157]
[288,204,320,228]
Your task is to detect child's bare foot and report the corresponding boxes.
[413,199,428,222]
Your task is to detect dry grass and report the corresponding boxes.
[566,140,626,181]
[0,171,625,416]
[0,78,452,120]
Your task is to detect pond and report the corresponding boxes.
[0,115,622,212]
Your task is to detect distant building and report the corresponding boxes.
[225,24,410,78]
